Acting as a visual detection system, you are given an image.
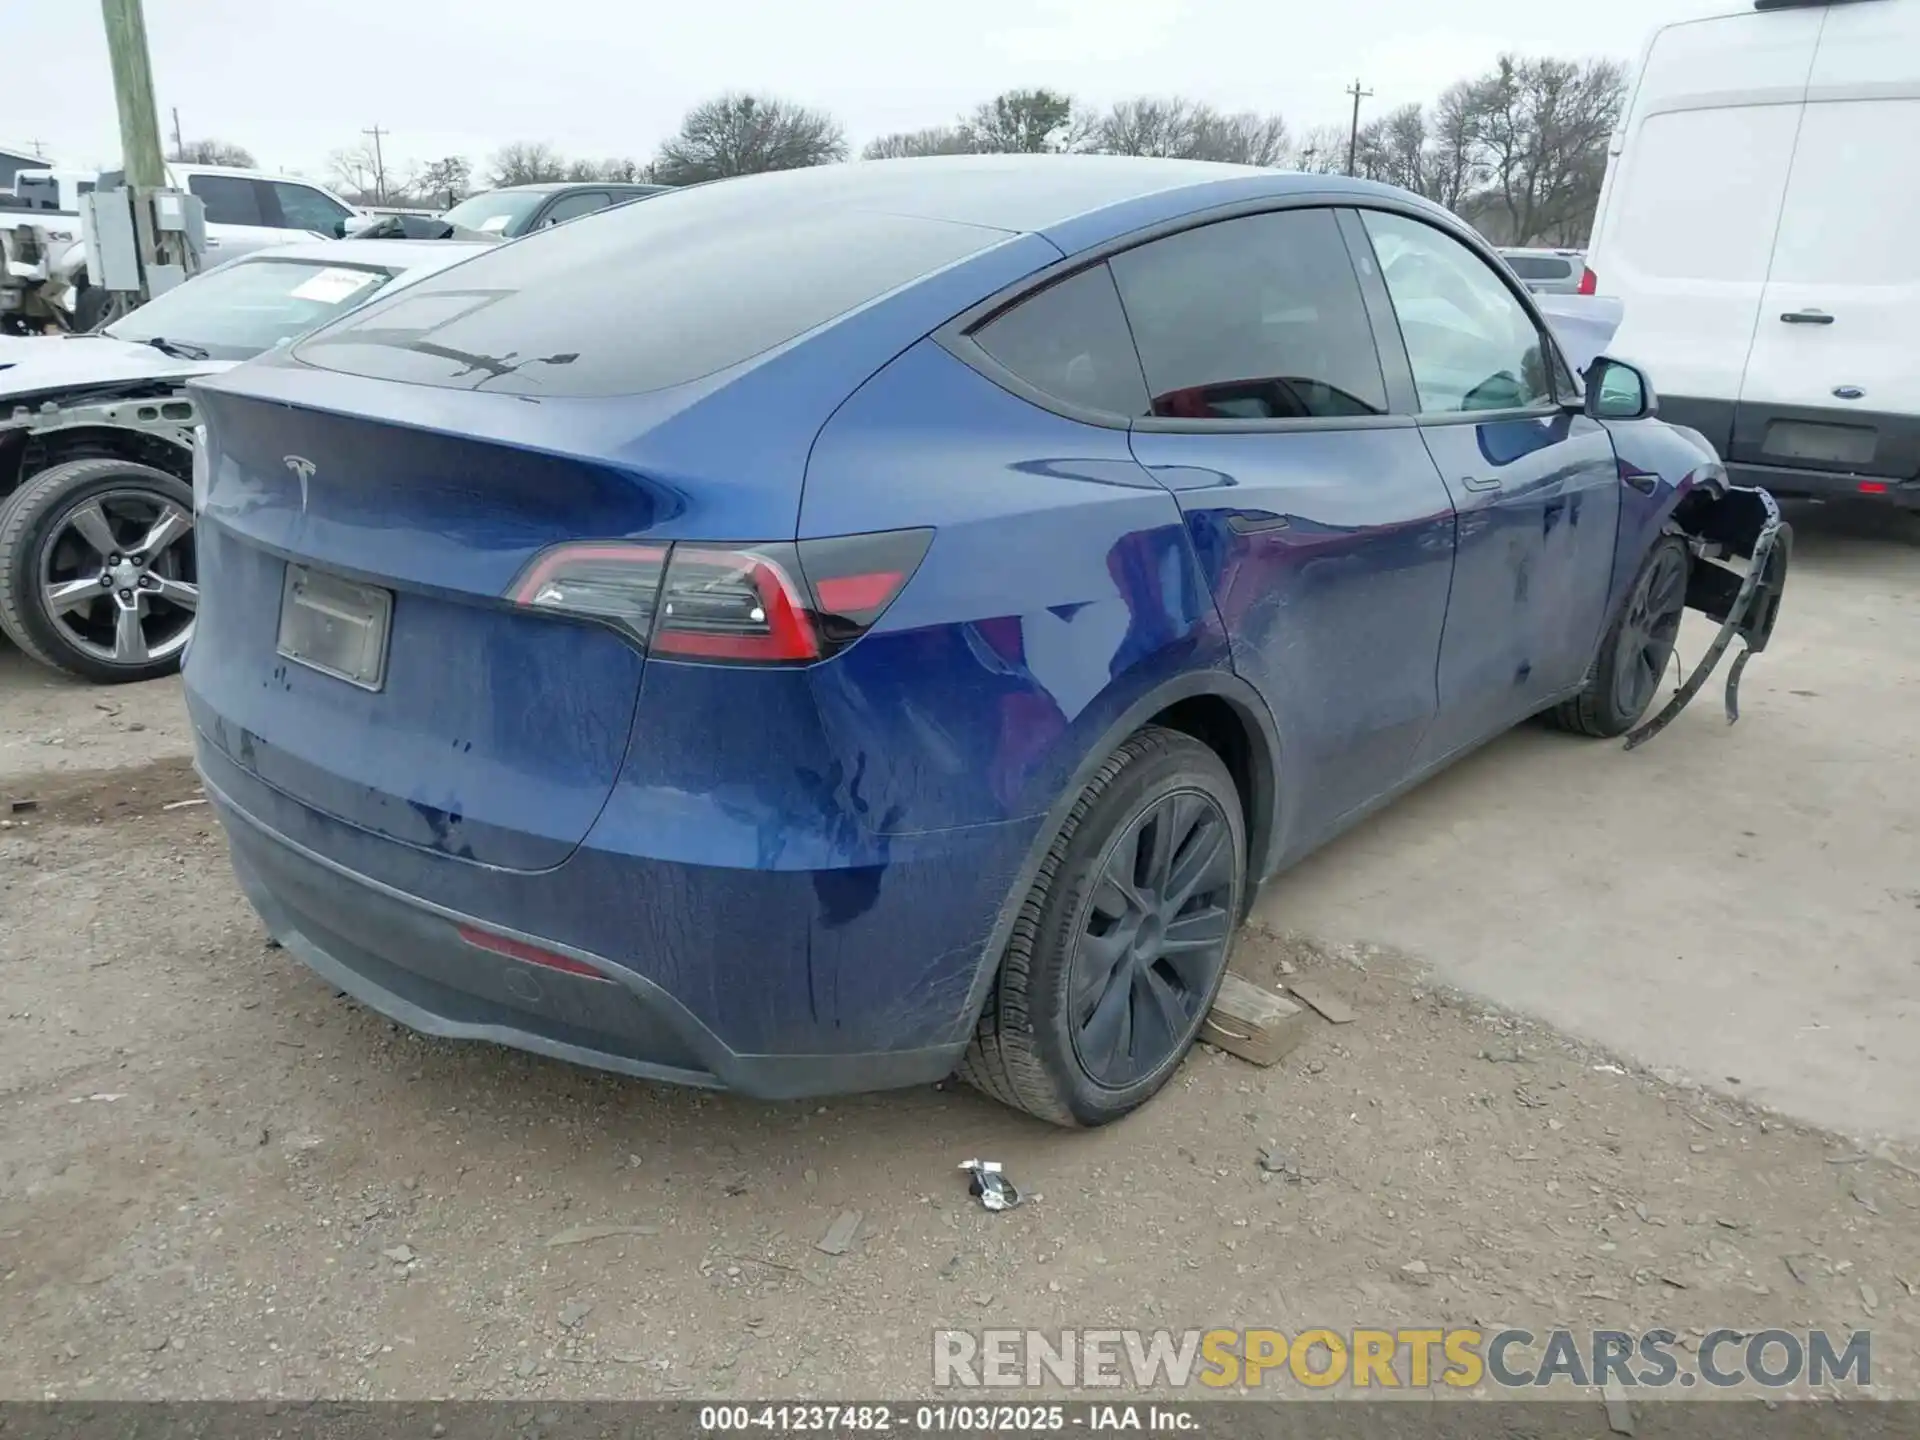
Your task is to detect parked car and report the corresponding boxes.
[1586,0,1918,508]
[439,182,669,237]
[11,163,367,331]
[0,239,491,682]
[1497,247,1586,295]
[185,157,1789,1127]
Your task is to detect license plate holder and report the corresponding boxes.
[276,565,392,691]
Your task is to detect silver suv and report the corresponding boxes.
[1497,248,1586,295]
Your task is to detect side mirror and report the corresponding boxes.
[1585,355,1657,421]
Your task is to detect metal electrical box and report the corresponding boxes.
[80,188,141,292]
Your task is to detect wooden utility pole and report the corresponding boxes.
[363,125,389,204]
[1344,79,1374,177]
[170,106,183,162]
[100,0,168,188]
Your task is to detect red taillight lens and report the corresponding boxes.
[797,528,933,649]
[509,542,667,645]
[1577,265,1598,296]
[1858,481,1890,495]
[652,544,819,662]
[506,529,931,665]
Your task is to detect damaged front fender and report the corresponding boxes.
[1624,485,1791,751]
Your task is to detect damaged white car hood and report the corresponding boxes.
[0,334,230,403]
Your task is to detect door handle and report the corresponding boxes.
[1227,511,1291,534]
[1459,475,1502,493]
[1780,309,1833,325]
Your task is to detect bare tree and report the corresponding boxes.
[1424,81,1483,213]
[327,138,387,203]
[1088,99,1288,165]
[596,157,647,183]
[1290,124,1348,174]
[489,141,567,188]
[172,137,255,168]
[409,156,472,208]
[1089,97,1202,157]
[1352,103,1429,192]
[652,94,847,184]
[1189,110,1290,167]
[962,89,1081,153]
[861,127,978,160]
[1460,56,1626,244]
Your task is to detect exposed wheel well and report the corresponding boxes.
[1147,692,1276,909]
[4,426,192,502]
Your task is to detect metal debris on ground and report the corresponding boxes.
[1602,1379,1636,1436]
[816,1209,863,1254]
[1256,1147,1307,1183]
[958,1159,1024,1212]
[1284,977,1356,1024]
[544,1223,659,1247]
[8,798,38,814]
[162,797,208,811]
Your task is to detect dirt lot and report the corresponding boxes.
[2,504,1917,1404]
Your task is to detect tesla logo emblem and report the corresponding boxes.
[283,455,316,510]
[1833,386,1866,401]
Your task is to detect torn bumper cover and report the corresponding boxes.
[1625,485,1791,751]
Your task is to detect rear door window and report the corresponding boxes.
[296,186,1008,396]
[970,264,1149,417]
[1107,207,1389,421]
[540,191,612,227]
[1505,255,1574,282]
[269,181,353,235]
[187,174,266,227]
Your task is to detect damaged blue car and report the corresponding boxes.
[184,157,1788,1126]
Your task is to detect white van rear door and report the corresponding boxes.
[1734,0,1920,482]
[1593,7,1822,406]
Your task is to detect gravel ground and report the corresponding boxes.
[2,505,1916,1405]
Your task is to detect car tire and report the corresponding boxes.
[960,726,1246,1127]
[71,280,112,333]
[1548,534,1690,738]
[0,458,197,684]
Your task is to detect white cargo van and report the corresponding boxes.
[1585,0,1919,508]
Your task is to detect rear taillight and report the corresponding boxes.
[652,544,819,662]
[509,541,668,645]
[1577,265,1598,296]
[507,529,930,665]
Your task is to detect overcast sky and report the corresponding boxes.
[11,0,1729,182]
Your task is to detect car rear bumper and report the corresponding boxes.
[198,749,1036,1100]
[1725,461,1920,509]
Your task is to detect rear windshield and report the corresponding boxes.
[294,181,1009,397]
[1503,254,1574,281]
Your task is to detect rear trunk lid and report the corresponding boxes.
[185,362,807,871]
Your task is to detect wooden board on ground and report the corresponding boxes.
[1203,972,1312,1067]
[1285,976,1356,1024]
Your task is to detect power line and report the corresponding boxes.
[1345,79,1374,176]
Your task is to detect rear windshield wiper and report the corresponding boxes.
[144,336,211,360]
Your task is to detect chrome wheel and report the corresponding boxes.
[38,488,197,668]
[1069,789,1237,1089]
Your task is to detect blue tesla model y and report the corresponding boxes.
[184,156,1787,1126]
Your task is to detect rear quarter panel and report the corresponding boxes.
[799,338,1233,836]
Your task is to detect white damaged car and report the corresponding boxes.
[0,239,490,682]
